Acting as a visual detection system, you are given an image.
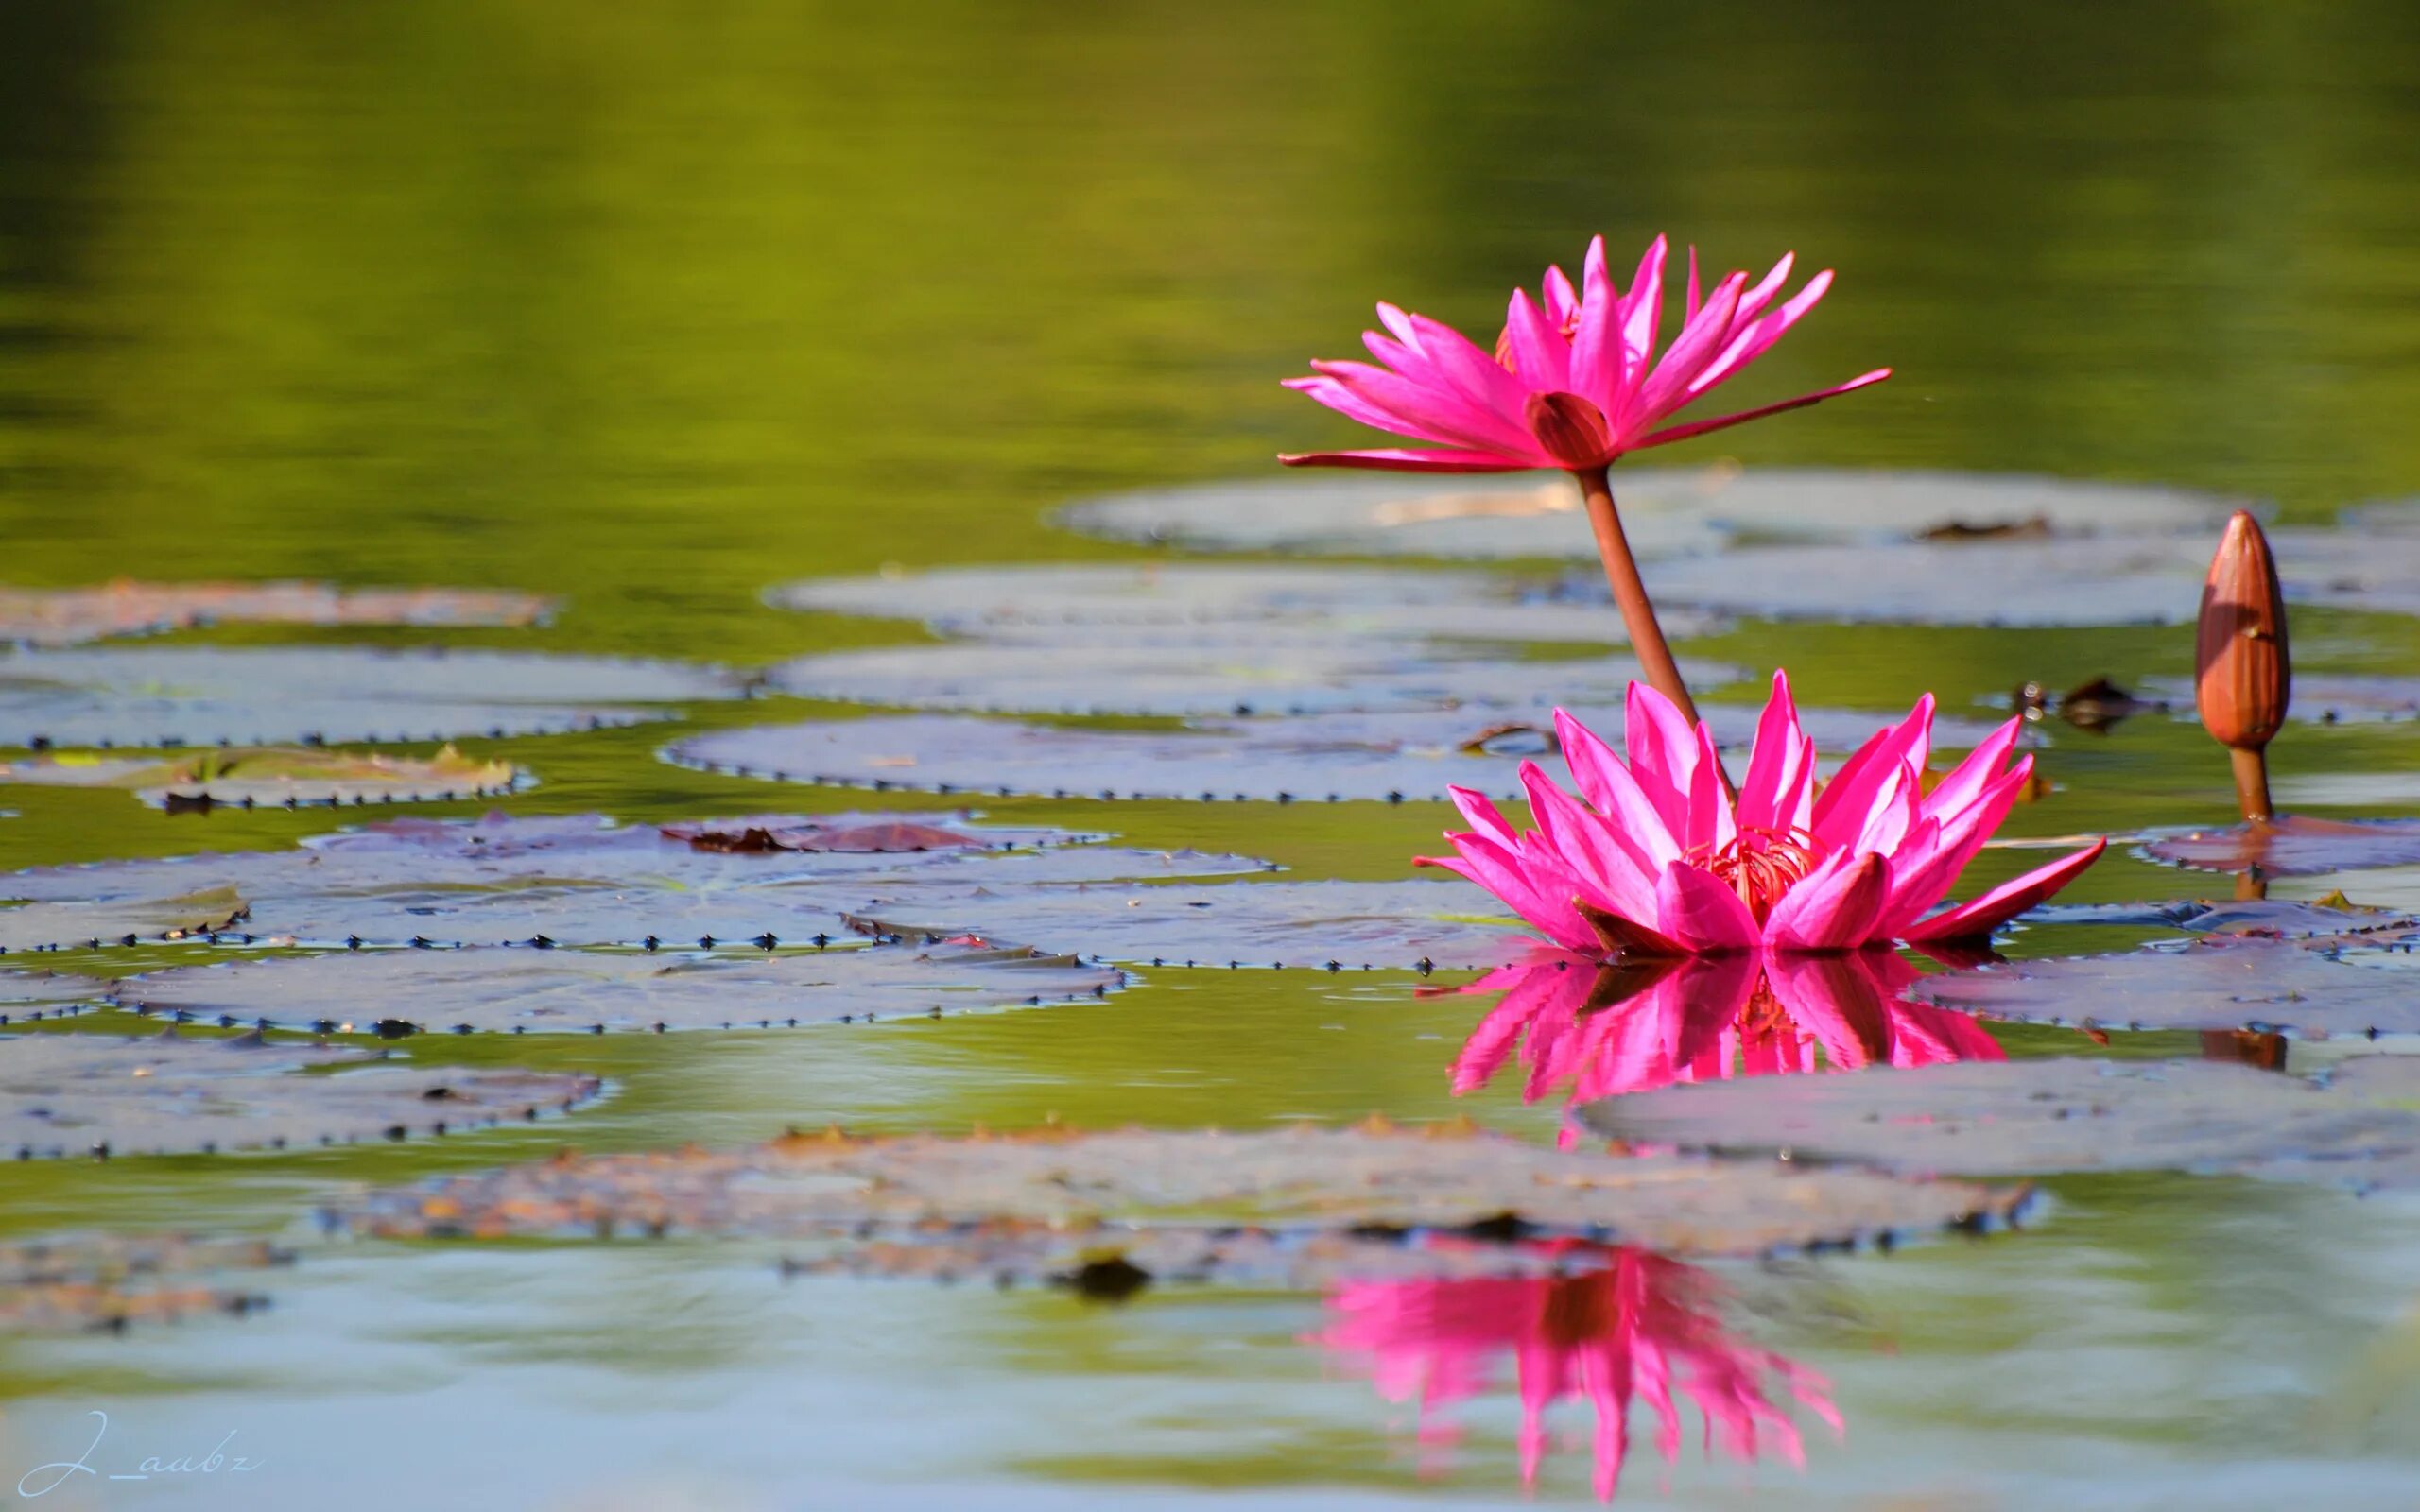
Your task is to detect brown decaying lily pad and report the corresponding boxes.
[339,1118,2030,1259]
[0,645,739,750]
[1055,468,2238,562]
[2141,816,2420,877]
[0,745,525,810]
[0,1232,289,1332]
[767,562,1725,646]
[0,581,554,647]
[0,812,1215,951]
[110,941,1126,1035]
[1582,1055,2420,1191]
[1909,933,2420,1039]
[0,1030,601,1158]
[845,878,1526,971]
[664,704,2009,808]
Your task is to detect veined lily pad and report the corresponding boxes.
[111,941,1125,1034]
[1056,468,2238,561]
[665,705,2007,807]
[2141,816,2420,876]
[0,645,740,749]
[0,745,525,810]
[0,813,1260,951]
[764,640,1738,719]
[768,562,1727,645]
[846,877,1526,971]
[0,1232,288,1332]
[1910,933,2420,1038]
[340,1119,2029,1258]
[0,581,553,647]
[1581,1055,2420,1192]
[0,1030,601,1158]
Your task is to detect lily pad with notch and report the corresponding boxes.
[1056,468,2239,561]
[0,581,554,647]
[0,745,526,810]
[666,704,2008,807]
[339,1118,2031,1259]
[0,1029,602,1158]
[0,645,742,750]
[2141,816,2420,877]
[110,940,1126,1035]
[1581,1055,2420,1192]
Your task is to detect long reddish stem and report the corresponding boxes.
[1573,465,1734,800]
[2230,746,2273,825]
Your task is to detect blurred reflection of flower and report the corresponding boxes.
[1451,945,2005,1108]
[1313,1241,1840,1501]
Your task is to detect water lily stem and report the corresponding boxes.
[2230,746,2273,825]
[1574,466,1734,796]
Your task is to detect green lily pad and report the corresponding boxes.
[0,745,526,809]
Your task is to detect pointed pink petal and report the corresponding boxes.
[1310,359,1536,455]
[1543,264,1579,329]
[1636,369,1893,450]
[1616,235,1668,391]
[1685,722,1737,854]
[1900,839,2109,943]
[1652,862,1761,954]
[1686,268,1836,398]
[1735,669,1805,834]
[1419,842,1598,953]
[1811,694,1932,847]
[1764,850,1893,952]
[1918,718,2022,827]
[1729,251,1798,327]
[1684,247,1702,323]
[1630,271,1746,431]
[1502,287,1571,391]
[1278,447,1533,472]
[1551,708,1682,868]
[1624,682,1699,839]
[1518,761,1658,920]
[1566,235,1627,416]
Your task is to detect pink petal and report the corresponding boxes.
[1729,251,1798,328]
[1310,359,1536,455]
[1810,694,1932,849]
[1685,722,1737,854]
[1419,843,1598,954]
[1630,271,1746,432]
[1917,718,2022,827]
[1652,862,1762,954]
[1278,447,1533,472]
[1551,708,1682,868]
[1543,264,1579,329]
[1763,850,1893,952]
[1565,235,1626,417]
[1900,839,2109,944]
[1624,682,1700,839]
[1636,369,1893,450]
[1518,761,1657,920]
[1502,287,1572,391]
[1735,669,1806,834]
[1684,247,1703,323]
[1685,269,1836,398]
[1616,235,1668,392]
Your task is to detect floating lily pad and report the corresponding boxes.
[2141,816,2420,876]
[0,745,525,810]
[0,581,554,647]
[768,563,1726,646]
[0,645,740,749]
[0,1030,602,1158]
[0,970,110,1013]
[341,1119,2028,1258]
[0,813,1258,951]
[846,878,1526,971]
[2026,896,2411,937]
[0,1233,288,1332]
[0,885,247,953]
[1910,934,2420,1038]
[765,640,1737,719]
[111,941,1125,1034]
[666,704,2006,807]
[1581,1055,2420,1191]
[1057,468,2238,561]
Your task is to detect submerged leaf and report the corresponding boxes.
[0,645,739,749]
[0,1030,601,1158]
[112,941,1125,1034]
[0,744,524,810]
[1582,1055,2420,1192]
[340,1120,2030,1258]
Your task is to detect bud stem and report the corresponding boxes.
[1573,465,1734,799]
[2229,746,2273,825]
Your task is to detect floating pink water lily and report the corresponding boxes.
[1281,235,1886,729]
[1314,1242,1840,1502]
[1281,234,1887,476]
[1453,947,2006,1108]
[1421,673,2105,956]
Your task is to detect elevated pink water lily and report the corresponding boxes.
[1421,673,2106,956]
[1280,234,1887,476]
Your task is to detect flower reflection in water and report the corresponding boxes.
[1315,1242,1841,1501]
[1453,945,2005,1108]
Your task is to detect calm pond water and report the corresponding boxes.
[5,3,2420,1507]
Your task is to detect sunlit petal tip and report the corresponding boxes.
[1900,838,2108,944]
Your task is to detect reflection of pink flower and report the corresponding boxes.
[1281,235,1888,473]
[1315,1244,1841,1501]
[1420,673,2105,956]
[1453,946,2006,1107]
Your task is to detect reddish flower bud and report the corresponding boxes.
[1523,391,1615,469]
[2194,510,2290,751]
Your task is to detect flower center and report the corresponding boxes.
[1690,827,1826,923]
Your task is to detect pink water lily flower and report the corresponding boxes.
[1421,673,2106,956]
[1281,234,1888,475]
